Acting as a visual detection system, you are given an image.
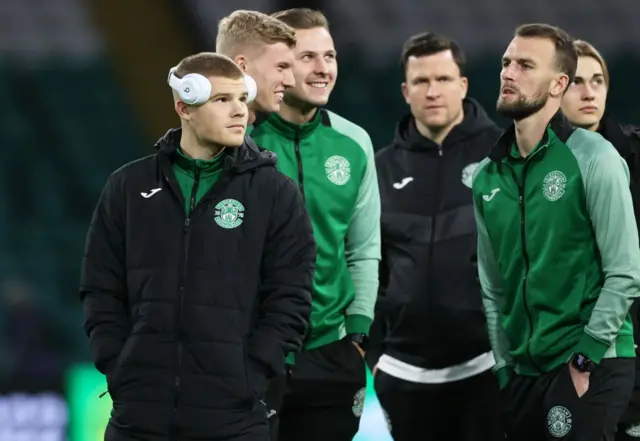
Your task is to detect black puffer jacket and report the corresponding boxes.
[80,129,315,440]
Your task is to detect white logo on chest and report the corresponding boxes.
[325,155,351,185]
[141,188,162,198]
[483,188,500,202]
[542,171,567,201]
[214,199,245,229]
[393,177,413,189]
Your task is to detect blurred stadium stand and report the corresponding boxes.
[179,0,640,145]
[0,0,145,379]
[0,0,638,438]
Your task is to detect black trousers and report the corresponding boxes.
[104,423,269,441]
[502,358,635,441]
[266,338,367,441]
[374,368,503,441]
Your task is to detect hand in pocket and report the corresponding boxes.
[568,363,590,398]
[351,341,365,358]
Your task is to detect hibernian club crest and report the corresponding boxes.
[213,199,245,229]
[325,155,351,186]
[542,170,567,202]
[547,405,572,438]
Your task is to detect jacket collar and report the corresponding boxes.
[253,108,330,140]
[154,128,276,175]
[489,111,574,162]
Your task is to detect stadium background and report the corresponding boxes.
[0,0,638,439]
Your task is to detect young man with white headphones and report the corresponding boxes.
[80,51,315,441]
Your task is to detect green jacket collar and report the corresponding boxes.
[255,108,330,140]
[173,147,225,177]
[490,111,575,162]
[508,127,554,161]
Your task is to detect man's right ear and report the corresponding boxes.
[234,55,248,73]
[401,82,410,105]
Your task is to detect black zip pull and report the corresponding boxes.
[99,390,108,398]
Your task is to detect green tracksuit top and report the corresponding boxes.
[250,109,381,351]
[472,113,640,388]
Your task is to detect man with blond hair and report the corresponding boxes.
[216,10,297,120]
[216,11,309,434]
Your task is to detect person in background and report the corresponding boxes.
[372,31,503,441]
[215,10,296,122]
[561,39,640,441]
[216,11,302,434]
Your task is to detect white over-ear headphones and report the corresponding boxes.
[167,66,257,105]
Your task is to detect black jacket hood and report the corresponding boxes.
[598,115,640,169]
[392,98,498,151]
[153,128,276,174]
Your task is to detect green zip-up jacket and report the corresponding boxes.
[472,112,640,388]
[250,109,381,351]
[172,147,225,215]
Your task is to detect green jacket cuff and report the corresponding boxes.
[285,352,295,365]
[346,314,372,336]
[574,331,610,364]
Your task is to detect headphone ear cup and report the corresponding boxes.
[179,73,211,105]
[244,74,258,103]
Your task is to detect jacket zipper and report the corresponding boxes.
[424,147,444,317]
[509,162,543,373]
[428,147,443,244]
[293,129,312,345]
[294,130,305,201]
[170,166,200,438]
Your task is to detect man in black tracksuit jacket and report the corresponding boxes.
[374,97,503,440]
[80,53,315,441]
[370,32,503,441]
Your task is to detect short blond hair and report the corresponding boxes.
[271,8,329,30]
[216,10,296,57]
[574,40,610,87]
